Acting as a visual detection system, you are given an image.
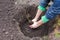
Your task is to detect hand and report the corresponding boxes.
[32,18,37,22]
[29,22,40,28]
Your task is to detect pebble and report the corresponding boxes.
[15,2,17,5]
[11,35,14,40]
[5,32,9,35]
[2,29,6,32]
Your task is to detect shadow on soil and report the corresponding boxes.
[13,4,56,38]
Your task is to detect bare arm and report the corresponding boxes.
[34,9,43,20]
[32,0,50,22]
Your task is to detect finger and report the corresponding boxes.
[29,25,32,27]
[29,25,33,28]
[31,20,34,23]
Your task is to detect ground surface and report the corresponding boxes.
[0,0,60,40]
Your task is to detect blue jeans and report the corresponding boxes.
[45,2,60,19]
[39,0,60,20]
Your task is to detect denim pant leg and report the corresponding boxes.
[45,5,60,20]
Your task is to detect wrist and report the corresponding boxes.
[32,18,37,22]
[38,5,46,11]
[41,15,49,23]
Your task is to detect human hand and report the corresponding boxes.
[32,18,37,22]
[29,22,40,28]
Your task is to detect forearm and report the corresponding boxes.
[33,0,50,21]
[36,15,49,27]
[34,5,46,20]
[34,9,43,20]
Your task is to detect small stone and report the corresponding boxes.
[2,29,5,32]
[12,19,16,21]
[5,32,9,35]
[11,35,13,40]
[15,2,17,5]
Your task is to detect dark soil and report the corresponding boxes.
[13,3,56,39]
[0,0,59,40]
